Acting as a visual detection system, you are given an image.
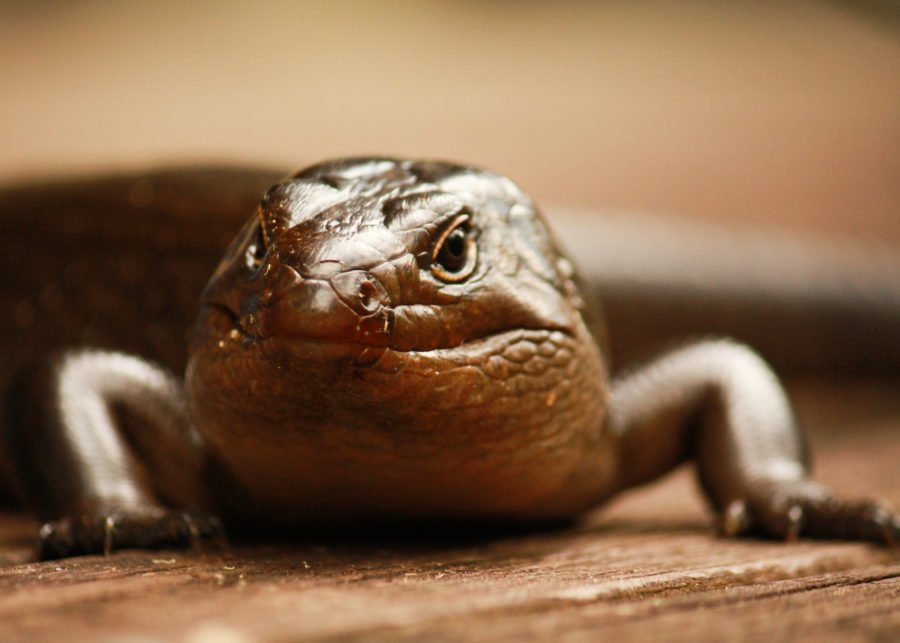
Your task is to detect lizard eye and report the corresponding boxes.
[431,214,477,283]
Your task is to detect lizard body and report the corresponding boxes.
[0,158,896,559]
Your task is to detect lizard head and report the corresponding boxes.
[199,157,585,359]
[188,158,610,524]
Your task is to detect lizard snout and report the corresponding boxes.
[245,263,393,348]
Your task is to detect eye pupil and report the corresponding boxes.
[431,216,477,282]
[446,229,465,259]
[436,227,468,273]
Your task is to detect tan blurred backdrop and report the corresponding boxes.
[1,1,898,239]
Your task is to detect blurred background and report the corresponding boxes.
[1,0,898,239]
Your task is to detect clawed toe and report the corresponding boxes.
[37,509,227,560]
[719,500,751,537]
[718,482,899,546]
[181,512,227,550]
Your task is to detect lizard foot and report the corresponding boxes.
[718,480,899,545]
[37,507,226,560]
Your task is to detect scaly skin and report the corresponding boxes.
[0,158,897,559]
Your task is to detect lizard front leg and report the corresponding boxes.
[0,349,223,559]
[608,338,898,543]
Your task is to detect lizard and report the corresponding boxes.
[0,157,896,560]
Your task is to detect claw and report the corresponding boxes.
[209,516,228,551]
[183,512,201,549]
[103,516,115,557]
[721,500,751,537]
[180,512,228,553]
[37,520,72,560]
[784,505,804,542]
[38,522,55,541]
[870,507,897,548]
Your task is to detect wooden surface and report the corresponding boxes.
[0,382,898,642]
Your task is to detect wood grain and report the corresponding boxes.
[1,383,898,642]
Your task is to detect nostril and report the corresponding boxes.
[358,280,382,313]
[330,270,390,315]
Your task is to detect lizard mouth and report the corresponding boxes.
[200,296,573,365]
